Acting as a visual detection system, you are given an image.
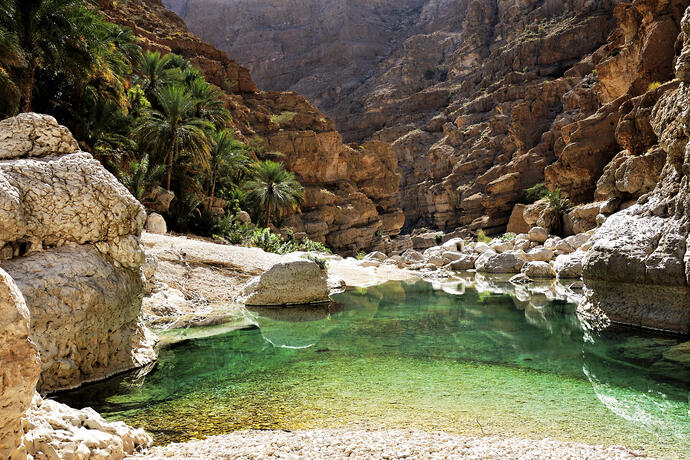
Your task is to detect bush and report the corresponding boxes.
[356,251,366,260]
[304,254,328,270]
[500,233,516,241]
[545,188,571,213]
[524,183,549,203]
[648,81,662,91]
[435,234,443,245]
[249,228,331,255]
[477,230,491,244]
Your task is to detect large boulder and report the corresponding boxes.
[475,252,526,274]
[240,256,330,306]
[0,268,40,459]
[0,113,156,392]
[2,246,158,392]
[554,251,585,279]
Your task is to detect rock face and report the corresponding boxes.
[0,268,40,459]
[240,256,330,306]
[581,5,690,334]
[0,113,156,392]
[97,0,404,253]
[164,0,690,238]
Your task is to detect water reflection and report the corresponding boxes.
[55,279,689,454]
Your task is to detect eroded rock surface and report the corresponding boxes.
[0,268,40,460]
[0,113,156,392]
[240,256,330,306]
[98,0,404,253]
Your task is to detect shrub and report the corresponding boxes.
[648,81,662,91]
[500,233,516,241]
[356,251,366,260]
[249,228,331,255]
[477,230,491,244]
[545,188,571,214]
[304,254,328,270]
[524,183,549,203]
[435,234,443,245]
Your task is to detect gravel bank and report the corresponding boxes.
[132,429,645,459]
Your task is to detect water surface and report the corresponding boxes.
[57,280,690,458]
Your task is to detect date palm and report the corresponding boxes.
[134,50,175,100]
[0,26,21,116]
[117,154,166,201]
[136,85,212,190]
[207,129,250,202]
[246,160,304,228]
[0,0,101,112]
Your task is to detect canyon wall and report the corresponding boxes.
[580,7,690,334]
[98,0,404,253]
[166,0,689,236]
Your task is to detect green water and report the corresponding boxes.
[57,281,690,458]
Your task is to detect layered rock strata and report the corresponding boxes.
[97,0,404,253]
[166,0,690,239]
[0,113,157,392]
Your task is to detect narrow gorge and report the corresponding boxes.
[0,0,688,458]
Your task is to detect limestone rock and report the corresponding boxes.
[145,213,167,234]
[0,268,40,460]
[237,211,252,224]
[522,261,557,279]
[2,246,158,392]
[528,227,549,243]
[554,251,585,279]
[0,151,147,267]
[475,252,526,274]
[24,393,152,459]
[525,246,554,262]
[240,256,330,306]
[0,113,156,392]
[448,253,478,271]
[143,186,175,214]
[0,113,78,160]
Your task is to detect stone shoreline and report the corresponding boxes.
[131,429,646,459]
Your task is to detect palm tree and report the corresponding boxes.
[0,0,101,112]
[136,85,212,190]
[187,77,232,128]
[0,25,21,116]
[246,160,305,228]
[207,129,250,202]
[117,154,166,201]
[134,50,175,100]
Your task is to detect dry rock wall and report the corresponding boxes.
[0,113,157,393]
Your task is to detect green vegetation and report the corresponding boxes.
[356,251,366,260]
[246,160,305,229]
[523,182,549,203]
[304,253,328,270]
[500,233,516,241]
[249,228,330,255]
[270,110,296,126]
[648,81,662,91]
[476,229,491,244]
[0,0,309,238]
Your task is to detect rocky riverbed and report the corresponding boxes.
[132,429,645,459]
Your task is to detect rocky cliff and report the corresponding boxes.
[97,0,404,253]
[580,6,690,334]
[0,113,157,393]
[165,0,689,237]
